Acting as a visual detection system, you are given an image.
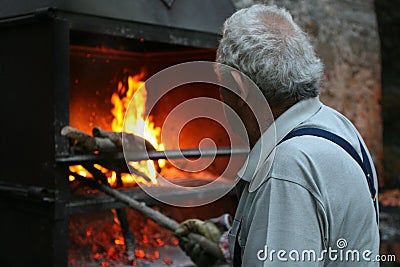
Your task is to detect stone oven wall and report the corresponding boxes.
[375,0,400,189]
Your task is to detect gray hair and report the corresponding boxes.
[216,4,324,107]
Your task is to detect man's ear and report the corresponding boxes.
[231,71,250,104]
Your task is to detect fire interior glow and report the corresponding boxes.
[69,73,165,186]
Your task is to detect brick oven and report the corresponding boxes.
[0,1,241,266]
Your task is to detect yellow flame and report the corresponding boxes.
[69,72,165,187]
[110,74,165,185]
[69,165,92,182]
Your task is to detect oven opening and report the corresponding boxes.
[66,32,243,266]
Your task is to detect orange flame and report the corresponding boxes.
[111,73,165,185]
[69,73,165,186]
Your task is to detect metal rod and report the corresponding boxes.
[56,146,249,165]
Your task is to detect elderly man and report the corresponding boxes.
[175,4,379,267]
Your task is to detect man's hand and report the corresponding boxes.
[175,219,222,267]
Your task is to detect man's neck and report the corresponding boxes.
[271,99,298,120]
[248,99,298,148]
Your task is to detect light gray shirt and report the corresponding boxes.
[228,97,380,266]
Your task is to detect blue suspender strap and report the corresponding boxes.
[280,127,378,223]
[232,128,379,265]
[233,223,242,267]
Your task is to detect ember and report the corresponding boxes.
[69,209,179,266]
[163,257,173,265]
[68,187,237,266]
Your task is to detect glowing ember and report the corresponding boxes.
[135,249,145,259]
[69,72,165,186]
[69,165,92,182]
[163,256,173,265]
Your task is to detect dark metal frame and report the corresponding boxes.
[0,17,70,266]
[0,1,235,266]
[0,0,236,49]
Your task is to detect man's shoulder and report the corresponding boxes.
[296,104,363,151]
[252,103,366,197]
[270,134,349,178]
[310,104,358,133]
[265,104,365,195]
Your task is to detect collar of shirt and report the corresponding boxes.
[236,96,322,183]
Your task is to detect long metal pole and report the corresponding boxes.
[56,147,249,165]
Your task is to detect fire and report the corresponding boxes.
[69,165,92,182]
[69,73,165,186]
[111,73,165,185]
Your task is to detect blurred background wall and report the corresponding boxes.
[231,1,399,264]
[231,0,385,184]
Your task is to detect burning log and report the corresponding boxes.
[61,126,117,153]
[115,208,136,261]
[92,127,161,173]
[86,138,117,153]
[61,125,161,176]
[91,126,154,152]
[92,126,122,147]
[61,126,91,142]
[70,172,225,261]
[92,126,160,155]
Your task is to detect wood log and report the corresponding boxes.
[62,125,161,174]
[92,126,161,172]
[70,172,225,261]
[123,133,158,153]
[92,126,155,152]
[61,126,91,142]
[85,137,117,153]
[62,125,160,154]
[116,208,136,261]
[92,127,122,147]
[62,126,118,153]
